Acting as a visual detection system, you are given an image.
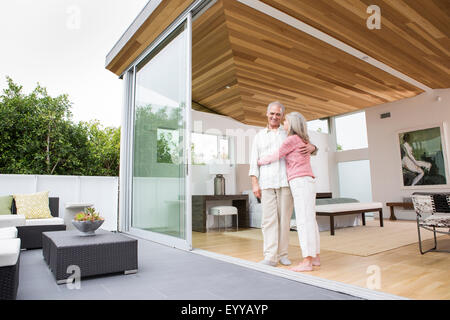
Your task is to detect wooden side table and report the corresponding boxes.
[192,195,248,232]
[386,202,414,220]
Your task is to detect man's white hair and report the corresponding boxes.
[267,101,285,115]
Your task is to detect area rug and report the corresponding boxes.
[225,220,443,256]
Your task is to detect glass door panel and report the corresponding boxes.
[131,22,189,245]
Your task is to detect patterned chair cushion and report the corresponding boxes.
[420,214,450,228]
[412,195,434,216]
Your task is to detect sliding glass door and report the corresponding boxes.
[129,16,192,250]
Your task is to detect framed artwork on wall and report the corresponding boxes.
[397,123,449,189]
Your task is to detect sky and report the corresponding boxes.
[0,0,369,149]
[0,0,149,128]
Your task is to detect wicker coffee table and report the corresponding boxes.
[42,230,138,284]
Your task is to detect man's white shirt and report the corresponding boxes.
[249,126,289,190]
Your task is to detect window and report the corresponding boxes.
[307,118,329,134]
[335,111,368,151]
[191,133,231,165]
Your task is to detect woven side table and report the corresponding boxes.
[42,230,137,284]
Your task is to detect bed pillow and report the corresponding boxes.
[0,195,13,215]
[13,191,53,219]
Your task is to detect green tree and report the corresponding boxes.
[0,77,120,176]
[81,120,121,176]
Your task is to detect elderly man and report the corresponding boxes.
[249,101,317,266]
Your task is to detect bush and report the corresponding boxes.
[0,77,120,176]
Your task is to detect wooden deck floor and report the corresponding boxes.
[193,223,450,300]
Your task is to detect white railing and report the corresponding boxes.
[0,174,119,231]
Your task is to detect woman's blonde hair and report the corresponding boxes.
[285,112,310,143]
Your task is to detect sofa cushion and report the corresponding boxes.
[315,202,383,213]
[0,215,26,228]
[293,198,359,219]
[0,195,13,215]
[0,227,18,239]
[13,191,53,219]
[316,197,359,205]
[0,238,21,267]
[24,217,65,226]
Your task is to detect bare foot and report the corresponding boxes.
[312,255,320,266]
[290,262,313,272]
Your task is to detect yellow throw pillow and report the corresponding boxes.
[13,191,53,219]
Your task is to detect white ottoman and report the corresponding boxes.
[0,215,26,228]
[208,206,238,232]
[0,227,18,240]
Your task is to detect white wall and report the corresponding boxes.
[332,147,373,202]
[309,130,332,193]
[338,160,373,202]
[366,89,450,219]
[0,174,119,230]
[191,110,260,195]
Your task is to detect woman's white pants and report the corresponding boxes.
[289,176,320,258]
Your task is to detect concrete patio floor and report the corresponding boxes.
[17,234,360,300]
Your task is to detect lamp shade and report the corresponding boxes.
[209,163,231,175]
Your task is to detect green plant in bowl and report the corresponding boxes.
[72,207,104,236]
[74,207,104,222]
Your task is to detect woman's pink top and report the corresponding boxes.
[257,135,315,181]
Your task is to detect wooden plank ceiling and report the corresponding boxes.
[192,0,449,126]
[261,0,450,89]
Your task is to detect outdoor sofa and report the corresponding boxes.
[0,227,21,300]
[0,197,66,249]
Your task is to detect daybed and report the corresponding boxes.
[315,201,383,235]
[244,191,382,235]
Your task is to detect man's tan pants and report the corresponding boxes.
[261,187,294,263]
